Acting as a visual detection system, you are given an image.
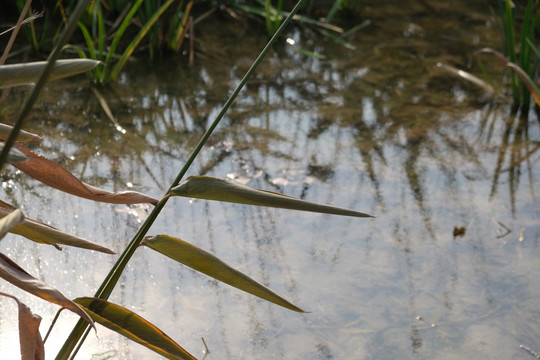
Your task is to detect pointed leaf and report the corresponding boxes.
[0,293,45,360]
[0,123,42,143]
[74,297,196,360]
[0,59,102,89]
[0,201,115,254]
[0,253,95,330]
[12,144,158,205]
[436,62,499,96]
[0,143,28,163]
[170,176,373,218]
[475,47,540,105]
[0,208,24,240]
[506,62,540,107]
[142,234,306,312]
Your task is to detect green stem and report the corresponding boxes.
[56,0,307,358]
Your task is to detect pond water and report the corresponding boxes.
[1,1,540,359]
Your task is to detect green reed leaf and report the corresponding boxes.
[77,22,96,60]
[110,0,176,80]
[74,297,196,360]
[142,234,306,312]
[528,38,540,59]
[0,59,101,89]
[102,0,143,80]
[169,176,373,218]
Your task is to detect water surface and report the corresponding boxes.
[1,1,539,359]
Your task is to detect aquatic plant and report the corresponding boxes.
[0,0,373,358]
[437,0,538,109]
[233,0,369,47]
[72,0,181,83]
[496,0,539,106]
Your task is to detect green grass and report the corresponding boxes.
[3,1,366,82]
[497,0,539,106]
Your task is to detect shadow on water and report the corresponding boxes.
[0,0,539,359]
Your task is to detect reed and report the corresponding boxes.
[0,0,373,358]
[497,0,539,106]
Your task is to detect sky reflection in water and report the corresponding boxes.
[0,1,539,359]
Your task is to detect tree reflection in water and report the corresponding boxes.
[0,1,539,358]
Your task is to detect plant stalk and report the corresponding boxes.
[56,0,307,358]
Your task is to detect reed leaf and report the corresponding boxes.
[169,176,373,218]
[0,253,95,330]
[475,48,540,106]
[436,62,508,100]
[142,234,305,312]
[528,38,540,58]
[74,297,196,360]
[0,123,42,143]
[0,59,101,89]
[110,0,176,80]
[506,62,540,106]
[326,0,344,24]
[102,0,143,81]
[0,292,45,360]
[0,208,24,241]
[77,22,96,60]
[0,200,115,254]
[170,1,193,52]
[12,144,158,206]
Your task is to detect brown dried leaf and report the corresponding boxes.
[0,292,45,360]
[18,300,45,360]
[0,253,95,332]
[12,144,158,205]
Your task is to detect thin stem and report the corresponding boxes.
[56,0,307,358]
[0,0,32,66]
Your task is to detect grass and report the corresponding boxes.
[2,1,367,82]
[438,0,539,108]
[496,0,539,107]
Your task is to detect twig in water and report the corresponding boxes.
[202,337,210,354]
[520,344,540,359]
[495,220,512,239]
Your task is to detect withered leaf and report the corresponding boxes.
[0,292,45,360]
[12,144,158,205]
[0,200,115,254]
[0,253,95,332]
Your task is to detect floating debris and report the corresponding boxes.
[453,226,466,237]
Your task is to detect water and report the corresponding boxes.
[1,1,539,359]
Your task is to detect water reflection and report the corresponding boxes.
[1,1,540,359]
[488,107,540,213]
